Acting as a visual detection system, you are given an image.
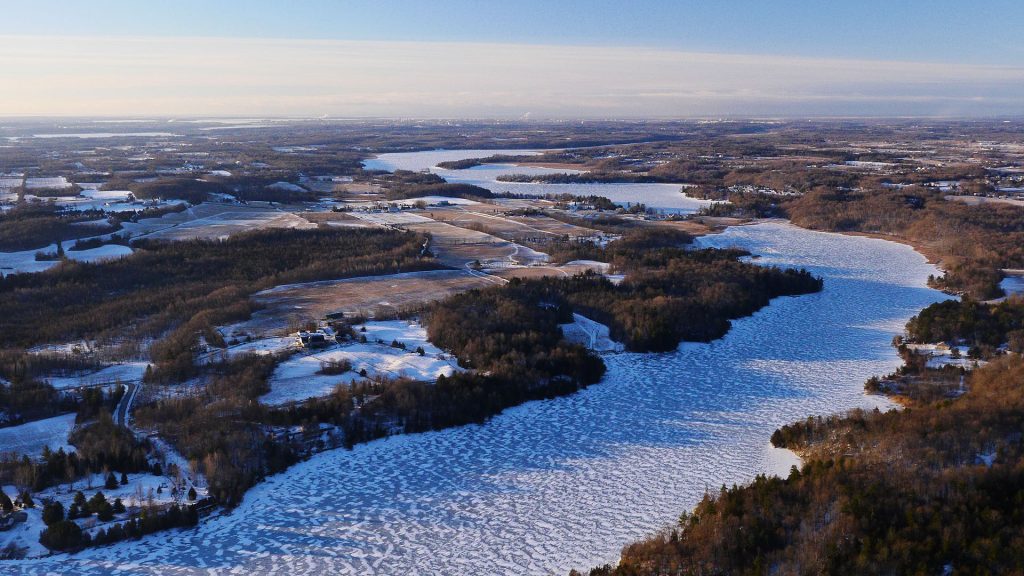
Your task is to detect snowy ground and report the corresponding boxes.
[260,321,459,406]
[80,189,132,201]
[24,177,72,189]
[0,243,135,276]
[0,502,49,559]
[348,211,435,226]
[214,334,297,359]
[268,182,307,193]
[64,244,134,263]
[0,248,60,276]
[32,471,204,514]
[43,363,147,391]
[410,195,481,206]
[763,443,802,478]
[11,222,951,575]
[904,343,982,370]
[1,470,209,560]
[0,414,77,458]
[123,205,315,242]
[560,313,624,353]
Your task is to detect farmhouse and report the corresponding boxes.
[296,330,330,348]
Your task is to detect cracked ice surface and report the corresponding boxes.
[14,222,950,575]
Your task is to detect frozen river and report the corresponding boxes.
[17,220,949,575]
[363,149,714,214]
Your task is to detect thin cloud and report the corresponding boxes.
[1,35,1022,117]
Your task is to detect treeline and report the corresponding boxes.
[783,186,1024,299]
[40,502,199,552]
[133,354,298,505]
[0,350,120,426]
[435,154,524,169]
[427,283,606,385]
[132,282,607,505]
[582,355,1024,576]
[0,203,118,251]
[496,172,660,184]
[0,227,438,350]
[375,170,494,200]
[385,182,494,201]
[906,296,1024,353]
[522,229,823,351]
[129,177,225,204]
[0,412,151,492]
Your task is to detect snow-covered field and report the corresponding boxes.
[560,313,624,353]
[349,211,435,226]
[24,176,72,189]
[0,468,205,559]
[0,243,134,276]
[80,189,132,201]
[364,149,715,214]
[43,362,147,390]
[13,222,951,575]
[130,206,315,241]
[410,195,481,206]
[0,413,76,458]
[260,321,459,406]
[65,244,134,263]
[268,181,307,193]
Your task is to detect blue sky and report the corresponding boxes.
[3,1,1023,117]
[11,0,1023,65]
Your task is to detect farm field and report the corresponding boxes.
[243,269,501,334]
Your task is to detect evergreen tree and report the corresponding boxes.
[105,471,118,489]
[41,500,64,525]
[39,519,82,551]
[120,471,129,485]
[87,491,107,514]
[0,490,12,512]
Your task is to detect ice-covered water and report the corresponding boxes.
[363,149,713,214]
[14,222,949,575]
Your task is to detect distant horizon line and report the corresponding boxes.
[3,114,1023,122]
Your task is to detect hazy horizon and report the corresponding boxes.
[4,0,1023,118]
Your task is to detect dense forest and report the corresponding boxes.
[578,298,1024,576]
[588,355,1024,576]
[0,227,436,349]
[374,169,494,200]
[906,296,1024,354]
[435,154,523,170]
[496,172,661,184]
[132,282,607,505]
[0,411,150,493]
[524,229,823,351]
[0,203,118,251]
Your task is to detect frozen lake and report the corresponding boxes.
[363,149,713,214]
[15,221,949,575]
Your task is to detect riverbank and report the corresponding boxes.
[13,222,945,575]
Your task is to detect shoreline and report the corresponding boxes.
[830,229,944,267]
[13,220,944,573]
